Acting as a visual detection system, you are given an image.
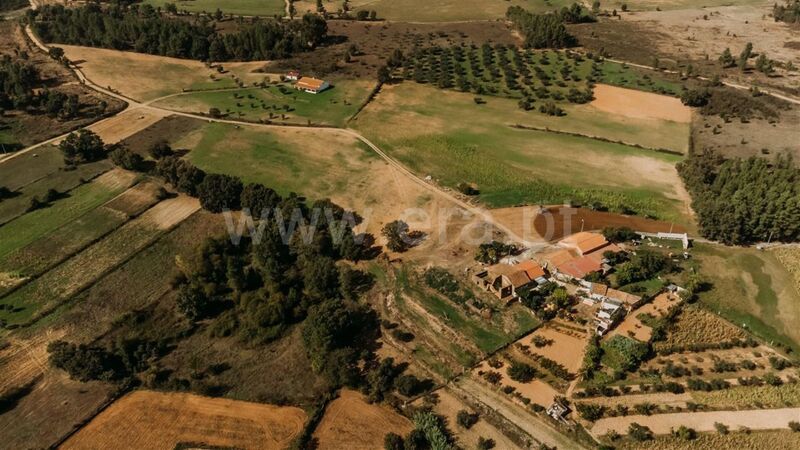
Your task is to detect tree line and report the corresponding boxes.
[678,150,800,245]
[29,3,328,61]
[506,5,587,49]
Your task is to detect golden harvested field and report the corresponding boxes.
[60,45,248,102]
[313,389,413,449]
[84,108,168,144]
[773,246,800,294]
[654,305,748,352]
[692,383,800,410]
[617,430,800,450]
[61,390,307,450]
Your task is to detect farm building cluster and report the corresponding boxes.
[471,231,690,337]
[286,71,329,94]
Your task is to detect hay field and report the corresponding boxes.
[152,79,375,126]
[313,389,413,449]
[694,244,800,353]
[592,407,800,435]
[617,430,800,450]
[60,45,241,102]
[62,390,306,450]
[352,82,689,222]
[653,305,748,352]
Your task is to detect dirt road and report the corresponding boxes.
[454,377,590,450]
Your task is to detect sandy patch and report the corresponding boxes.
[313,389,413,450]
[517,327,588,374]
[140,195,200,230]
[61,390,306,450]
[611,292,680,342]
[592,407,800,436]
[475,360,561,407]
[591,84,691,123]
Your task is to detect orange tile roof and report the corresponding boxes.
[517,260,546,280]
[556,255,603,279]
[538,249,577,268]
[606,288,642,306]
[561,232,609,255]
[296,77,326,90]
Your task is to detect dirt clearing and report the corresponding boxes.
[591,84,691,124]
[313,389,413,449]
[62,390,306,450]
[517,326,588,374]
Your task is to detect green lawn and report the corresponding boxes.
[0,176,129,261]
[144,0,285,16]
[352,82,689,222]
[180,122,379,199]
[153,79,375,127]
[694,243,800,354]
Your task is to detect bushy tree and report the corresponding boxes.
[59,129,106,164]
[197,173,243,213]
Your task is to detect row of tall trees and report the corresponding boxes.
[30,3,327,61]
[678,150,800,245]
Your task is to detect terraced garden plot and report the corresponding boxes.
[0,182,163,292]
[617,430,800,450]
[0,196,199,327]
[653,304,748,353]
[691,382,800,410]
[0,169,137,261]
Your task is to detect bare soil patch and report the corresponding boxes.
[474,360,561,406]
[85,108,168,144]
[115,115,204,156]
[491,206,688,243]
[62,390,307,450]
[313,389,413,449]
[611,292,679,342]
[591,84,691,123]
[517,326,588,374]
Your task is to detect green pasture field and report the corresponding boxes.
[694,243,800,354]
[0,176,129,261]
[144,0,286,17]
[153,79,375,127]
[0,209,167,326]
[346,0,575,22]
[0,145,66,191]
[352,82,689,222]
[180,122,379,199]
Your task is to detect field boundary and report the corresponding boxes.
[4,208,201,330]
[509,124,685,156]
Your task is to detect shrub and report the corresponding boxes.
[628,423,653,441]
[456,409,479,429]
[575,403,605,421]
[790,421,800,432]
[508,360,537,383]
[109,146,145,171]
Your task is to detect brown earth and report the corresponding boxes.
[610,292,680,342]
[313,389,414,450]
[61,390,307,450]
[490,206,688,243]
[269,20,519,79]
[115,115,204,156]
[516,326,589,374]
[591,84,692,123]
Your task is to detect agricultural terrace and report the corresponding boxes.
[144,0,286,16]
[152,78,375,127]
[59,45,256,102]
[399,46,682,103]
[0,170,137,262]
[342,0,575,22]
[616,430,800,450]
[62,390,306,450]
[352,82,690,222]
[0,195,199,327]
[313,389,413,450]
[694,244,800,354]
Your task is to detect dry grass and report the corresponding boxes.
[692,383,800,410]
[62,390,306,450]
[313,389,413,450]
[772,246,800,294]
[617,430,800,450]
[654,305,749,352]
